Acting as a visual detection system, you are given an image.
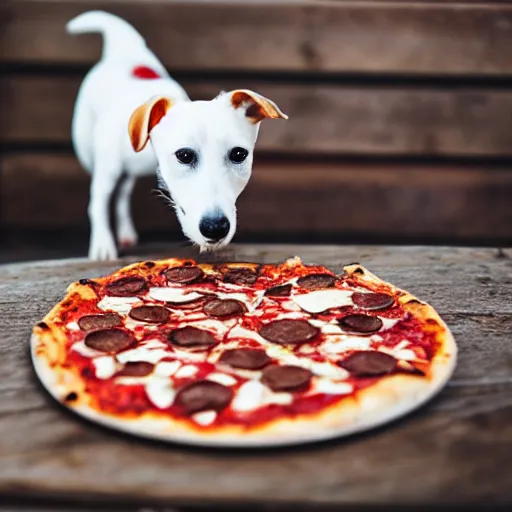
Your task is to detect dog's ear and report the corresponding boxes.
[128,96,172,152]
[229,90,288,123]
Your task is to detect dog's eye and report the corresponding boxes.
[229,147,249,164]
[175,148,197,165]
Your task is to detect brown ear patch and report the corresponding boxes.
[230,90,288,123]
[128,96,172,152]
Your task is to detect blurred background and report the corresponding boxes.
[1,0,512,263]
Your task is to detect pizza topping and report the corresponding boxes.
[169,326,217,348]
[297,273,336,290]
[165,266,204,284]
[116,340,170,364]
[261,364,313,392]
[259,319,319,345]
[129,305,170,323]
[97,296,140,315]
[338,314,383,333]
[106,276,147,297]
[84,328,135,353]
[206,372,238,386]
[192,410,217,426]
[314,379,354,395]
[174,364,199,378]
[117,361,154,377]
[322,336,372,354]
[154,360,181,377]
[265,284,292,297]
[148,287,203,304]
[352,292,394,311]
[203,298,245,317]
[219,348,271,370]
[231,380,266,411]
[92,356,118,379]
[223,267,258,285]
[292,289,353,313]
[176,380,233,414]
[145,379,176,409]
[339,351,397,376]
[78,313,123,331]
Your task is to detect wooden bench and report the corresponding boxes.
[1,0,512,248]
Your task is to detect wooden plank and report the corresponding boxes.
[2,153,512,244]
[3,75,512,157]
[1,0,512,75]
[0,246,511,508]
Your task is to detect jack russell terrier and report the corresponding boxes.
[67,10,288,261]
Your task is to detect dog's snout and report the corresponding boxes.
[199,214,230,242]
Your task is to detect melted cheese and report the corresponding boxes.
[192,410,217,426]
[232,380,266,412]
[174,364,198,378]
[66,321,80,331]
[292,289,353,313]
[123,317,159,332]
[72,341,103,358]
[154,360,181,377]
[116,346,170,364]
[148,287,203,303]
[97,296,140,315]
[207,372,237,386]
[314,378,353,395]
[321,336,373,354]
[92,356,118,379]
[380,317,400,330]
[309,361,349,380]
[145,379,176,409]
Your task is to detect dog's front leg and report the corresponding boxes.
[88,170,119,261]
[115,175,138,248]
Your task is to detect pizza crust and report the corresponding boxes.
[31,260,457,447]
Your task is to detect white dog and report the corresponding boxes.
[67,11,287,261]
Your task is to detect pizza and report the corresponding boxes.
[31,257,456,447]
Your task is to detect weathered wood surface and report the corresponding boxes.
[3,153,512,244]
[2,0,512,75]
[4,75,512,156]
[0,245,511,509]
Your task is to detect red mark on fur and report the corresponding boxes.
[132,66,161,79]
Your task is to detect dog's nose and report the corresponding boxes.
[199,214,230,242]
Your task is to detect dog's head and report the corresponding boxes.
[128,90,287,250]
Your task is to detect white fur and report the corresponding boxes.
[68,11,285,260]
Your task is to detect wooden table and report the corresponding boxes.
[1,244,511,511]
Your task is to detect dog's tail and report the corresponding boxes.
[67,11,148,61]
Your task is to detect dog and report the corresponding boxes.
[67,11,288,261]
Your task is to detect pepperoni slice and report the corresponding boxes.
[259,319,319,345]
[117,361,154,377]
[352,292,394,311]
[169,326,217,347]
[84,328,135,353]
[223,267,258,285]
[219,348,271,370]
[106,276,147,297]
[129,305,170,323]
[264,284,292,297]
[297,273,336,290]
[339,351,397,376]
[261,365,312,392]
[165,266,204,284]
[77,313,122,331]
[338,314,383,333]
[203,299,245,317]
[176,380,233,414]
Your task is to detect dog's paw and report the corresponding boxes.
[117,222,139,249]
[89,233,118,261]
